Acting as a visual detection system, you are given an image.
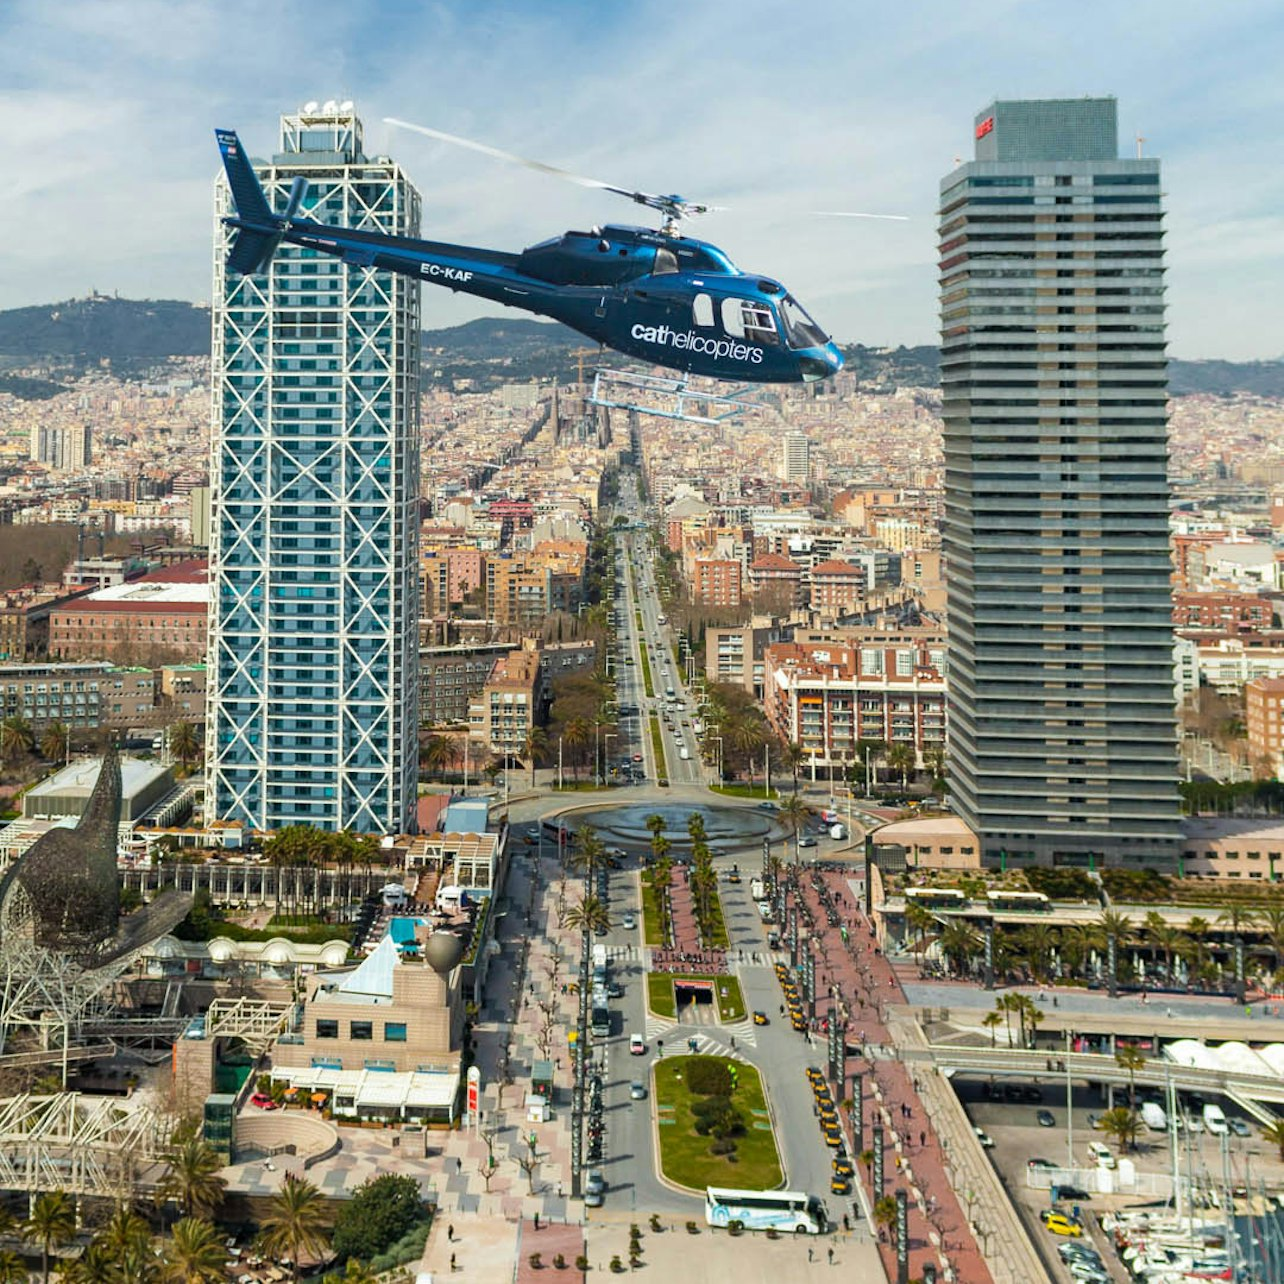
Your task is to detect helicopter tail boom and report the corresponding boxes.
[215,129,289,275]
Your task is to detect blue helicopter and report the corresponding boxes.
[215,123,847,384]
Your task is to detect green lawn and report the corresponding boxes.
[647,972,676,1017]
[652,1056,783,1192]
[708,782,778,800]
[639,870,667,947]
[638,632,655,698]
[703,887,730,950]
[646,973,746,1023]
[649,716,668,777]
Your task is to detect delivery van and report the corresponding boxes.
[1140,1101,1167,1132]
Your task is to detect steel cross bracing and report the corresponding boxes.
[208,153,420,832]
[0,1092,170,1199]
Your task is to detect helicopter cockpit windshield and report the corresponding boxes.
[779,294,829,349]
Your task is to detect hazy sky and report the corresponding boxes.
[3,0,1282,359]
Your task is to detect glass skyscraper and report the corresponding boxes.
[207,106,420,834]
[939,98,1182,869]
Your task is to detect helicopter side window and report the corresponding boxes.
[692,294,715,327]
[742,303,779,346]
[721,296,779,345]
[654,247,679,275]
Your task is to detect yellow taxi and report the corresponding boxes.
[823,1126,843,1148]
[805,1066,824,1084]
[1043,1213,1083,1238]
[752,1011,769,1027]
[833,1156,854,1178]
[830,1175,852,1196]
[819,1107,838,1127]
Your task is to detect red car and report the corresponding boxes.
[249,1092,279,1110]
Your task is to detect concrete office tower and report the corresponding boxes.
[781,430,810,485]
[31,424,91,471]
[207,104,421,834]
[940,98,1181,869]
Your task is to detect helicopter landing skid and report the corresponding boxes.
[587,368,765,425]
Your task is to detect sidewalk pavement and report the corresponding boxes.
[777,865,993,1284]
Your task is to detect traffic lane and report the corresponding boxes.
[718,880,770,953]
[739,966,848,1218]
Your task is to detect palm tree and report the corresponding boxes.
[1257,905,1284,978]
[0,1251,27,1284]
[160,1131,227,1220]
[781,740,807,793]
[905,902,935,962]
[1218,903,1255,999]
[25,1190,76,1284]
[164,1217,228,1283]
[776,794,810,860]
[259,1176,331,1284]
[1099,910,1135,996]
[1058,923,1103,980]
[940,921,980,978]
[1115,1045,1147,1110]
[0,715,33,764]
[38,721,70,764]
[61,1240,116,1284]
[1147,922,1188,984]
[982,1010,1002,1048]
[1185,915,1213,979]
[419,733,454,780]
[99,1206,153,1261]
[1099,1106,1142,1154]
[521,726,549,789]
[1018,922,1056,983]
[167,720,201,771]
[729,718,764,790]
[924,744,947,790]
[564,895,611,937]
[885,742,916,789]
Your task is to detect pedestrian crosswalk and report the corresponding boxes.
[640,1017,752,1062]
[603,944,641,961]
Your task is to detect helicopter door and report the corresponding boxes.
[692,293,715,327]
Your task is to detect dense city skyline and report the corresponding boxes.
[3,0,1282,358]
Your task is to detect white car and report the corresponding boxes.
[622,912,636,929]
[629,1033,646,1055]
[974,1127,995,1149]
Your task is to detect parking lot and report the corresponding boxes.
[956,1073,1284,1282]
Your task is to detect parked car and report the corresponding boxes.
[249,1093,278,1110]
[1037,1109,1056,1128]
[585,1170,605,1207]
[974,1128,995,1149]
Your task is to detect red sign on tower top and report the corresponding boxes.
[975,116,995,140]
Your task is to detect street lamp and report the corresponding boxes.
[603,732,617,784]
[712,734,724,783]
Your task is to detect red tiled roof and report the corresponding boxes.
[811,559,862,575]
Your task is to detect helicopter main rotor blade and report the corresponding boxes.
[384,117,716,222]
[385,116,627,195]
[811,210,910,221]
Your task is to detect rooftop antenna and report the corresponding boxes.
[1135,132,1146,159]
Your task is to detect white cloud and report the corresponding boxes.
[1,0,1281,357]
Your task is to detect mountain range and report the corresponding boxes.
[0,295,1279,399]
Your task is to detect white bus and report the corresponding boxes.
[704,1186,826,1234]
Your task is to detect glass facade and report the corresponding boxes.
[207,109,420,834]
[940,98,1182,869]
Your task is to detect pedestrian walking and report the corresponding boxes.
[534,1212,540,1231]
[808,1247,814,1262]
[450,1254,456,1272]
[920,1130,926,1148]
[827,1247,834,1265]
[456,1157,462,1173]
[448,1224,455,1242]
